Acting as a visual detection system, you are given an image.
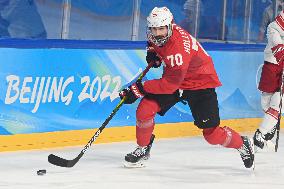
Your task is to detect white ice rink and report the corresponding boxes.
[1,134,284,189]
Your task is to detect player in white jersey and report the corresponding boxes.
[254,10,284,150]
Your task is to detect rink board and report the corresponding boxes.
[0,41,271,151]
[0,117,277,152]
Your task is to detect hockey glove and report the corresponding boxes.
[271,44,284,64]
[146,45,162,68]
[119,80,145,104]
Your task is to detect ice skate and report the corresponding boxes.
[253,127,276,152]
[124,134,155,168]
[238,136,255,169]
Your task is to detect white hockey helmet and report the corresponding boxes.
[147,7,174,46]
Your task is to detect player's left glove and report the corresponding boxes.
[119,80,145,104]
[271,44,284,64]
[146,43,162,68]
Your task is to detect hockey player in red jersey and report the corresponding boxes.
[119,7,254,168]
[253,10,284,151]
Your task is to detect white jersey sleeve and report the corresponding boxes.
[264,11,284,64]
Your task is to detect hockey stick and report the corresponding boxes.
[48,63,153,167]
[275,65,284,152]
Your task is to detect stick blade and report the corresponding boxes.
[48,153,81,168]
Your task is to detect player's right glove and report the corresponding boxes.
[271,44,284,64]
[119,80,145,104]
[146,44,162,68]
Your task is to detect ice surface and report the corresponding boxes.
[0,134,284,189]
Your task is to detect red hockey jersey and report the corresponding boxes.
[143,24,222,94]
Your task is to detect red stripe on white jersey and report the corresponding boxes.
[276,11,284,31]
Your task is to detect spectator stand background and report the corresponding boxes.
[0,0,279,43]
[0,0,46,38]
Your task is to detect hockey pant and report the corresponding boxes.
[136,97,242,149]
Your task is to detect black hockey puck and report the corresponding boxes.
[37,169,46,175]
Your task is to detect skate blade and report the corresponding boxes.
[249,161,255,171]
[123,161,146,168]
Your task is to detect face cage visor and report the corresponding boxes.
[146,24,172,47]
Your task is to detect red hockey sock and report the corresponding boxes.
[136,124,154,146]
[136,98,160,146]
[203,126,243,149]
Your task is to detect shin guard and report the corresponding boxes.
[203,126,243,149]
[136,98,160,146]
[260,107,279,134]
[136,119,154,146]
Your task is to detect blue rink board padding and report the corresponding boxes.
[0,41,265,135]
[0,39,265,50]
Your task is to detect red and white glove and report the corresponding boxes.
[119,80,145,104]
[271,44,284,64]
